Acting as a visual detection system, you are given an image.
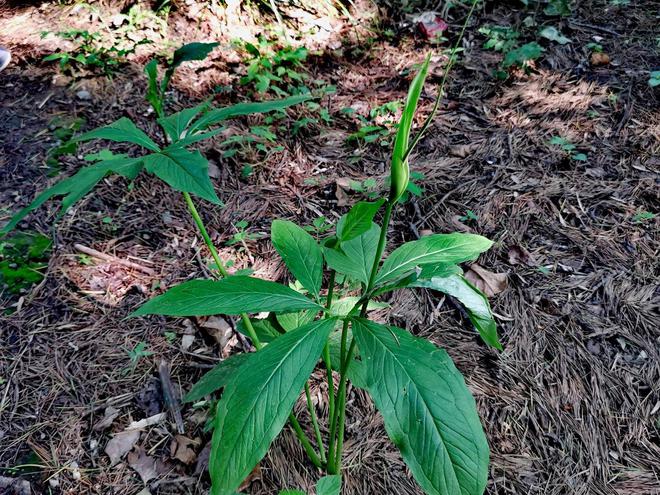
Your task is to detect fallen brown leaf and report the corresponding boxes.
[238,464,262,492]
[465,263,508,297]
[507,245,537,266]
[590,52,610,66]
[93,406,120,431]
[127,447,159,483]
[198,316,233,349]
[170,435,201,465]
[335,178,352,207]
[105,430,140,466]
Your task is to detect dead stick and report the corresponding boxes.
[74,243,156,275]
[159,360,185,434]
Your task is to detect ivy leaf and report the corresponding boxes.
[336,199,385,242]
[132,276,322,317]
[271,220,323,299]
[74,117,160,152]
[410,274,501,350]
[2,157,143,234]
[353,319,489,495]
[143,147,220,204]
[375,233,493,288]
[210,319,335,495]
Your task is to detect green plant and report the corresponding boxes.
[632,211,656,223]
[134,47,499,495]
[649,71,660,88]
[586,42,603,53]
[226,220,263,246]
[45,116,86,173]
[479,25,520,52]
[502,41,545,70]
[42,29,149,76]
[0,232,51,296]
[548,135,587,161]
[125,341,154,373]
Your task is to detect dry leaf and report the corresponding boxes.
[465,263,508,297]
[170,435,201,465]
[105,430,140,466]
[194,442,212,475]
[335,178,352,207]
[127,447,159,483]
[590,52,610,66]
[238,464,262,492]
[93,406,120,431]
[198,316,233,348]
[507,245,537,266]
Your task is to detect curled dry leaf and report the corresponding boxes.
[590,52,610,66]
[335,178,352,207]
[465,263,508,297]
[198,316,233,349]
[127,447,159,483]
[507,245,537,266]
[93,406,120,431]
[105,429,140,466]
[170,435,201,465]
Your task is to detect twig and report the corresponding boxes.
[158,360,185,434]
[73,244,155,275]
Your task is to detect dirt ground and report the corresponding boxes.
[1,1,659,494]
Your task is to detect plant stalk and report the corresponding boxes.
[305,382,326,463]
[182,191,322,465]
[323,270,337,427]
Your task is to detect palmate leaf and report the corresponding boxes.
[2,157,143,234]
[271,220,323,299]
[323,223,380,285]
[411,274,501,350]
[158,102,209,141]
[183,352,250,403]
[143,146,220,204]
[352,319,489,495]
[189,93,313,133]
[336,199,385,242]
[375,233,493,287]
[132,276,322,317]
[210,319,335,495]
[74,117,160,152]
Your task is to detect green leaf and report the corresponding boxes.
[276,309,316,332]
[183,352,250,403]
[132,276,322,317]
[502,42,544,69]
[171,42,219,70]
[158,103,209,141]
[376,233,493,287]
[323,224,380,285]
[328,297,388,318]
[336,199,385,242]
[271,220,323,299]
[144,59,163,117]
[539,26,571,45]
[410,274,501,350]
[190,94,313,133]
[237,316,282,343]
[74,117,160,152]
[143,147,220,204]
[2,157,143,234]
[210,319,335,495]
[316,475,341,495]
[279,491,306,495]
[390,54,430,203]
[352,319,489,495]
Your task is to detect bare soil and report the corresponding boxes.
[1,1,658,494]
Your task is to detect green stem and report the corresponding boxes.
[333,338,356,469]
[323,270,337,427]
[182,192,322,464]
[305,382,326,463]
[363,201,394,307]
[326,318,350,472]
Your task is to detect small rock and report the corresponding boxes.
[76,90,91,100]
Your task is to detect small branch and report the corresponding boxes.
[74,244,155,275]
[159,360,185,434]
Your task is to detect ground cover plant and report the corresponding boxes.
[2,3,501,493]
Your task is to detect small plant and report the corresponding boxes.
[479,25,520,52]
[0,232,51,296]
[125,341,154,373]
[502,42,545,70]
[586,42,604,53]
[460,209,479,223]
[548,135,587,161]
[45,116,86,173]
[42,29,149,76]
[649,71,660,88]
[225,220,262,246]
[632,211,656,223]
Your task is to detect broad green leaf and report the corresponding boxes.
[323,224,380,285]
[236,316,282,343]
[143,147,220,204]
[328,297,388,318]
[411,274,501,350]
[74,117,160,152]
[210,319,335,495]
[158,102,209,141]
[336,199,385,242]
[171,42,219,70]
[376,233,492,287]
[389,54,430,203]
[190,94,313,133]
[317,475,341,495]
[352,319,489,495]
[2,157,142,234]
[132,276,322,317]
[276,309,316,332]
[502,42,544,69]
[271,220,323,299]
[279,491,306,495]
[372,264,463,297]
[183,352,250,403]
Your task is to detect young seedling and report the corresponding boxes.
[548,135,587,161]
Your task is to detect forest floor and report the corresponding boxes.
[0,1,658,494]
